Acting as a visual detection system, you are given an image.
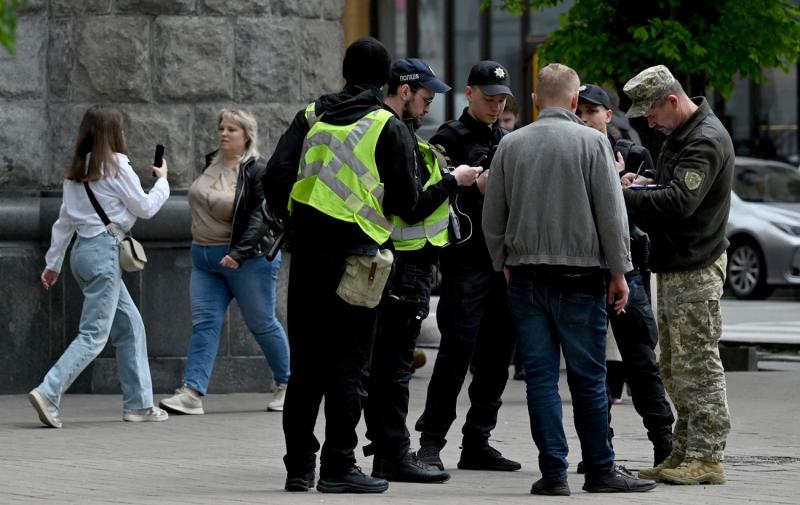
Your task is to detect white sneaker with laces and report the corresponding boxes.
[123,406,169,422]
[159,387,204,415]
[28,388,62,428]
[267,383,287,412]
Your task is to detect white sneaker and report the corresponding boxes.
[267,383,287,412]
[123,406,169,422]
[159,387,204,415]
[28,389,62,428]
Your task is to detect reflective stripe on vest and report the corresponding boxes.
[390,139,450,250]
[290,108,394,244]
[304,102,318,128]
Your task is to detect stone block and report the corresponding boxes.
[0,101,48,189]
[46,104,89,188]
[119,104,195,189]
[719,344,759,372]
[0,17,46,98]
[154,17,234,102]
[47,20,72,101]
[191,104,227,177]
[201,0,270,16]
[139,247,193,357]
[51,0,112,16]
[235,17,300,102]
[247,102,305,155]
[275,0,345,20]
[18,0,47,14]
[147,357,186,393]
[300,19,343,99]
[0,247,54,393]
[206,357,274,393]
[71,17,150,103]
[116,0,196,15]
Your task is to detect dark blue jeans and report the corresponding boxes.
[508,270,614,481]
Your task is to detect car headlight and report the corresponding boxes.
[771,222,800,236]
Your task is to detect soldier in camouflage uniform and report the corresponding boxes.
[621,65,734,485]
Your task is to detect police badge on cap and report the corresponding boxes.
[467,60,513,96]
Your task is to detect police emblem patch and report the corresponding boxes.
[494,67,506,79]
[684,170,703,190]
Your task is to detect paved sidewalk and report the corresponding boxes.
[2,351,799,504]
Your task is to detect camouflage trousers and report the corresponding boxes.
[656,253,731,462]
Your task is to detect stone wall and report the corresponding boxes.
[0,0,344,394]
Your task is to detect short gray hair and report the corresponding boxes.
[537,63,580,106]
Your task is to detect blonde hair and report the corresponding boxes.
[207,108,260,170]
[65,104,128,181]
[537,63,580,108]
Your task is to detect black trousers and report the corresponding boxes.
[282,250,377,477]
[415,261,516,449]
[364,254,433,462]
[607,269,674,456]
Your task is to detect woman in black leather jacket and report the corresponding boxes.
[159,109,290,415]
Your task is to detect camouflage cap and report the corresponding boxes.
[623,65,676,118]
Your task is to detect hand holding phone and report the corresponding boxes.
[152,144,165,178]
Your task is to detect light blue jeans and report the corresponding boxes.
[39,232,154,411]
[183,245,290,395]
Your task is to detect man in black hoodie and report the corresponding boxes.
[263,37,420,494]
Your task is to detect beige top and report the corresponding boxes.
[188,162,239,244]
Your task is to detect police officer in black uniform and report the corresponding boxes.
[415,61,520,473]
[577,84,674,467]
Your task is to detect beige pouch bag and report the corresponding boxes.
[336,249,394,308]
[118,234,147,272]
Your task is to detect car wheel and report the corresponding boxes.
[726,239,773,300]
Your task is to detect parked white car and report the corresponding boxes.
[726,157,800,299]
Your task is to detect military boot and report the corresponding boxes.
[659,458,726,485]
[638,453,682,481]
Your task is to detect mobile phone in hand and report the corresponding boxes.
[152,144,165,177]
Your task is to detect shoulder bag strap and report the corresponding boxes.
[83,181,111,226]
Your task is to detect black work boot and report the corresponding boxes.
[583,465,657,493]
[317,466,389,494]
[530,478,571,496]
[284,470,315,492]
[457,445,521,472]
[372,450,450,483]
[417,445,445,470]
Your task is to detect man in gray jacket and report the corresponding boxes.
[482,63,655,496]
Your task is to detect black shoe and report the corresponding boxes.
[317,466,389,494]
[576,461,585,474]
[372,451,450,483]
[285,470,315,492]
[530,478,570,496]
[513,367,525,380]
[583,465,657,493]
[457,445,521,472]
[417,445,444,470]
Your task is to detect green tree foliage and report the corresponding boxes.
[484,0,800,97]
[1,0,26,54]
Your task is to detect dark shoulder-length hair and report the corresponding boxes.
[65,105,129,181]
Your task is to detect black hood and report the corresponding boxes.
[314,84,385,125]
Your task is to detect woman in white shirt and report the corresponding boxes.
[29,105,171,428]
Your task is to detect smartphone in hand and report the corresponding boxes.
[152,144,165,177]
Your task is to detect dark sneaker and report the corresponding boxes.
[583,465,657,493]
[317,466,389,494]
[417,445,444,470]
[530,478,570,496]
[576,461,585,474]
[372,451,450,483]
[458,445,521,472]
[285,470,315,492]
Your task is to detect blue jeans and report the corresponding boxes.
[184,245,289,394]
[508,269,614,481]
[39,232,154,410]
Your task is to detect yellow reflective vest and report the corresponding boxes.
[390,139,450,251]
[289,104,395,245]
